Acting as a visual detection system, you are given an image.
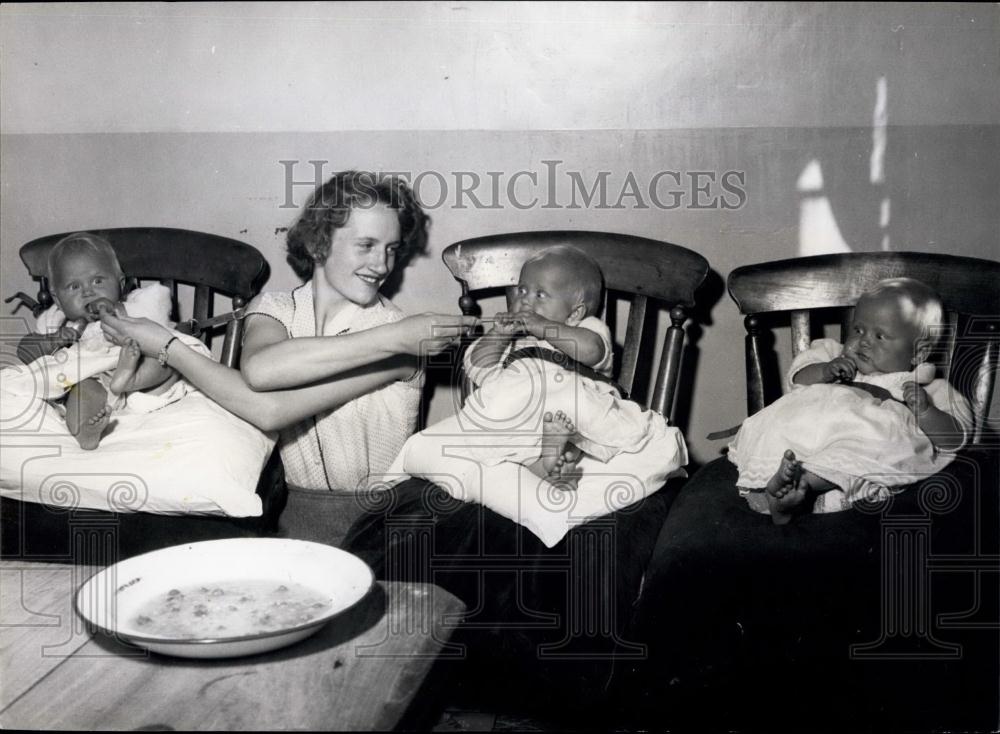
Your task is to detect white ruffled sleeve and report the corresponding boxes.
[785,338,844,392]
[576,316,614,377]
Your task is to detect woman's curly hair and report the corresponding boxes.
[285,170,429,280]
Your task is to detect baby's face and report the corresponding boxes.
[844,292,923,375]
[52,251,123,322]
[511,258,581,325]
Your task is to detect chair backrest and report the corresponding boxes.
[442,230,709,419]
[19,228,270,368]
[728,251,1000,444]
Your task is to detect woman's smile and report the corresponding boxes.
[316,203,402,307]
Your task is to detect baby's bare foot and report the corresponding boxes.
[542,410,576,474]
[765,449,809,524]
[110,338,141,394]
[765,449,800,499]
[551,440,584,491]
[528,411,580,487]
[75,404,111,451]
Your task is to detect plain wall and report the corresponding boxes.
[2,2,998,466]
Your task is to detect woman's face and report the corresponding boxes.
[316,203,402,306]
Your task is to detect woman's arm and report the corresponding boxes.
[99,312,472,431]
[240,310,398,390]
[166,341,416,431]
[100,312,416,431]
[239,301,477,390]
[110,356,176,394]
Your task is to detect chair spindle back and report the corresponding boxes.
[728,251,1000,444]
[442,230,708,420]
[19,228,270,368]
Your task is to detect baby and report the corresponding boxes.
[390,245,687,495]
[728,277,972,524]
[15,233,192,450]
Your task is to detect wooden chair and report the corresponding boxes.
[635,250,1000,729]
[343,230,708,710]
[442,230,709,419]
[729,251,1000,441]
[3,227,280,562]
[15,227,269,367]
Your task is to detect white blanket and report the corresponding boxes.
[730,338,972,514]
[382,326,690,547]
[384,412,688,548]
[1,390,273,516]
[0,284,274,516]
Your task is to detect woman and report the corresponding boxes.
[101,171,476,536]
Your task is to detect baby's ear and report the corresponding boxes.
[567,302,587,326]
[913,335,933,364]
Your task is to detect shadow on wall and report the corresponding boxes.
[798,76,889,256]
[605,267,725,474]
[704,73,1000,458]
[671,268,726,473]
[795,73,997,258]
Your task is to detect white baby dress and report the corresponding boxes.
[14,283,208,415]
[385,316,689,546]
[728,338,973,513]
[456,316,669,465]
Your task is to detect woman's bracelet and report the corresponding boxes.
[157,336,180,367]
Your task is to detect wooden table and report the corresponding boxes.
[0,560,465,730]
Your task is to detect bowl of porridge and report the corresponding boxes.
[75,538,374,658]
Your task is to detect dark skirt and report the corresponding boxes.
[631,453,1000,730]
[343,477,678,711]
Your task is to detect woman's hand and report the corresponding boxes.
[100,313,172,355]
[392,313,479,356]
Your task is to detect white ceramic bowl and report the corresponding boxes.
[75,538,374,659]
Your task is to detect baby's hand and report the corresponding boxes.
[823,356,857,383]
[902,382,931,417]
[59,318,88,344]
[493,311,526,337]
[86,298,117,319]
[511,310,551,338]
